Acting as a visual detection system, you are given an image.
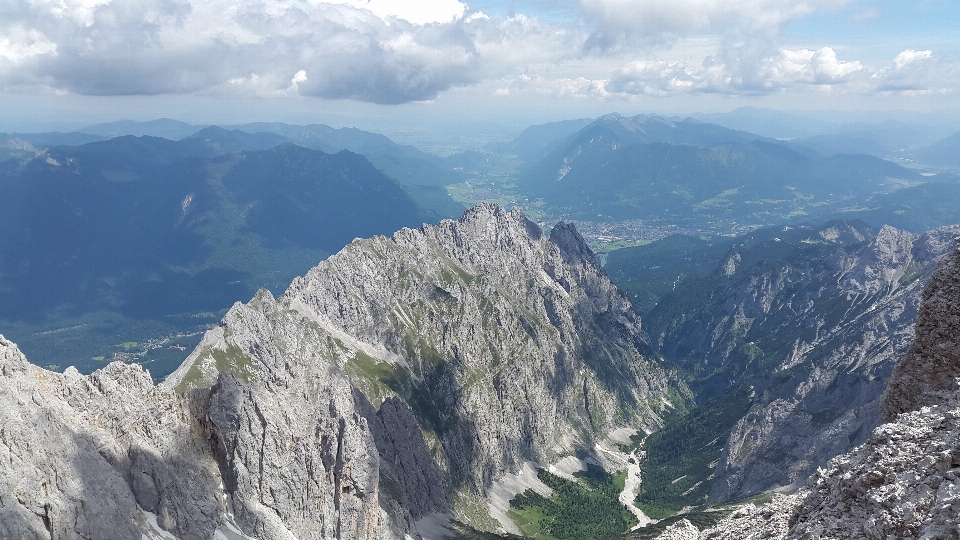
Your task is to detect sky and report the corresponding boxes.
[1,0,959,132]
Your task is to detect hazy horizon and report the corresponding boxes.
[2,0,959,136]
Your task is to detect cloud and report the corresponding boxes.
[324,0,466,25]
[766,47,863,86]
[893,49,932,69]
[605,60,712,95]
[496,73,607,98]
[579,0,843,50]
[0,26,57,63]
[872,49,958,95]
[0,0,577,104]
[603,47,862,97]
[0,0,953,106]
[567,46,960,100]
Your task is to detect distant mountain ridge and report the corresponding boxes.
[66,119,463,189]
[794,120,937,158]
[0,137,446,373]
[519,113,926,225]
[78,118,204,140]
[914,129,960,167]
[488,117,593,164]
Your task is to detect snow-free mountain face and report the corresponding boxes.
[655,238,960,540]
[516,114,926,227]
[605,220,960,513]
[915,129,960,168]
[0,204,684,539]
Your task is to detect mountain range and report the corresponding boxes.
[655,234,960,539]
[517,114,939,226]
[0,204,680,539]
[606,219,960,513]
[0,131,459,375]
[1,202,959,538]
[3,111,960,539]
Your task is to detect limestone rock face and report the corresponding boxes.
[880,242,960,421]
[709,225,960,501]
[0,335,223,540]
[789,399,960,539]
[3,204,678,538]
[168,204,677,503]
[698,494,801,540]
[657,239,960,540]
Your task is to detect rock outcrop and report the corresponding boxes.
[0,335,225,540]
[880,242,960,421]
[1,204,679,539]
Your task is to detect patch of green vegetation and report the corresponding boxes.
[174,343,256,393]
[509,465,636,540]
[635,385,755,512]
[898,260,924,285]
[210,344,256,382]
[91,356,106,362]
[634,502,676,520]
[739,342,764,365]
[454,490,503,534]
[613,470,628,492]
[445,180,520,210]
[449,261,476,285]
[606,234,733,317]
[346,350,411,405]
[508,506,550,538]
[589,239,653,256]
[119,341,139,350]
[418,338,447,366]
[175,361,205,393]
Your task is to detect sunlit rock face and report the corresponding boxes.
[1,204,681,539]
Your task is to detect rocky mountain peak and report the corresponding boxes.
[0,204,681,539]
[550,221,595,265]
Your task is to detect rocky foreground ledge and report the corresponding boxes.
[658,241,960,540]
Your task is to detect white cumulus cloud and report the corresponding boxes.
[0,0,578,103]
[893,49,932,69]
[766,47,863,86]
[0,26,58,64]
[0,0,953,106]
